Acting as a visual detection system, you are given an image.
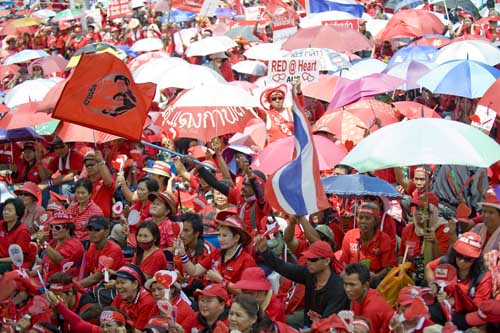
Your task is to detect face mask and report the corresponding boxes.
[138,240,154,251]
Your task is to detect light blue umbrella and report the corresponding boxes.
[161,10,196,23]
[417,59,500,98]
[384,60,436,90]
[4,49,49,65]
[322,174,402,199]
[387,45,438,68]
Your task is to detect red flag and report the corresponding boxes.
[52,53,156,141]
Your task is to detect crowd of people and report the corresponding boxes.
[1,0,500,332]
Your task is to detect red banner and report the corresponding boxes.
[108,0,132,20]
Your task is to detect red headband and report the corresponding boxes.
[414,167,430,175]
[117,266,142,283]
[49,282,73,292]
[358,206,381,219]
[100,310,126,324]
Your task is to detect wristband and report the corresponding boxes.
[180,254,189,263]
[48,180,53,187]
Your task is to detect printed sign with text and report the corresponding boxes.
[108,0,132,19]
[471,105,497,134]
[268,58,319,84]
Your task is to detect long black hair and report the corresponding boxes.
[134,221,161,265]
[442,247,487,293]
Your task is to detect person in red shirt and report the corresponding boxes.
[66,26,88,51]
[132,221,168,279]
[183,284,230,333]
[0,197,31,273]
[111,264,156,330]
[421,0,435,11]
[40,210,85,279]
[14,181,46,235]
[340,202,397,285]
[343,263,394,333]
[13,142,43,185]
[425,232,492,330]
[233,266,286,323]
[257,85,294,144]
[82,151,116,218]
[148,191,181,251]
[79,215,125,288]
[178,210,257,293]
[388,286,435,333]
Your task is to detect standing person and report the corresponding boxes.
[256,238,349,327]
[342,263,394,333]
[133,221,168,279]
[0,197,31,273]
[14,181,46,235]
[67,178,104,244]
[82,151,116,218]
[257,85,294,144]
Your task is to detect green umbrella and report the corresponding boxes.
[341,118,500,172]
[52,9,84,22]
[34,120,60,135]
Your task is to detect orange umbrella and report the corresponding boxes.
[478,77,500,115]
[302,75,339,102]
[379,10,445,40]
[313,110,367,144]
[342,99,400,128]
[0,64,20,80]
[0,102,54,129]
[391,101,441,119]
[55,122,121,143]
[37,78,69,114]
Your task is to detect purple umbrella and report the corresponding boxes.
[384,60,435,90]
[329,73,405,110]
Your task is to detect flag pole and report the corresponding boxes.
[141,141,216,171]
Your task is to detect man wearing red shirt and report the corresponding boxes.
[343,263,394,333]
[83,151,116,218]
[80,215,125,288]
[66,26,88,51]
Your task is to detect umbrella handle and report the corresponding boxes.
[141,141,216,171]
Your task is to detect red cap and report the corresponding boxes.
[403,297,429,320]
[232,267,271,291]
[488,15,500,22]
[48,210,73,225]
[398,286,422,306]
[411,192,439,208]
[148,191,178,215]
[466,299,500,326]
[302,241,335,259]
[479,192,500,211]
[454,232,482,259]
[311,313,347,333]
[14,181,41,202]
[194,284,229,301]
[100,310,127,324]
[357,202,381,219]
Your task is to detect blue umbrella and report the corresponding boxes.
[321,174,402,199]
[386,45,438,68]
[161,9,196,24]
[0,127,43,144]
[116,45,138,58]
[216,8,236,18]
[417,59,500,99]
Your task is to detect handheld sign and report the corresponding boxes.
[98,256,115,282]
[8,244,24,269]
[268,58,319,84]
[128,209,140,226]
[112,201,124,216]
[471,105,496,134]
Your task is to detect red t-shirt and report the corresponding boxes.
[199,246,257,283]
[351,289,394,333]
[266,293,286,323]
[399,223,450,258]
[183,312,228,333]
[85,240,125,276]
[46,150,84,175]
[42,238,84,279]
[91,176,117,218]
[157,218,181,249]
[340,229,397,273]
[133,247,167,277]
[0,220,31,259]
[67,200,104,241]
[112,288,156,330]
[14,161,42,184]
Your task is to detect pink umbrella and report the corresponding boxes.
[55,122,121,143]
[128,51,170,72]
[392,101,441,119]
[29,55,68,76]
[302,75,340,102]
[328,73,405,110]
[228,80,258,91]
[252,135,347,174]
[0,102,54,129]
[37,78,69,114]
[228,118,266,150]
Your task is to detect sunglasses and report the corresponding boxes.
[88,226,103,232]
[307,257,324,263]
[456,253,475,262]
[16,192,31,197]
[271,97,283,101]
[51,224,66,231]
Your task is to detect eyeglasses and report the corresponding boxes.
[307,257,324,263]
[17,192,30,197]
[456,253,475,262]
[51,224,66,231]
[271,97,283,101]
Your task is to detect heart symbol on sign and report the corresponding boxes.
[155,270,178,288]
[456,202,472,219]
[98,256,114,270]
[157,299,174,316]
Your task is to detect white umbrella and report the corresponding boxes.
[299,10,356,28]
[133,57,189,84]
[4,49,50,65]
[433,40,500,66]
[244,43,289,61]
[4,78,61,108]
[335,58,386,79]
[130,38,164,52]
[185,36,237,57]
[173,83,259,107]
[158,64,227,89]
[232,60,268,76]
[33,9,56,20]
[287,48,351,72]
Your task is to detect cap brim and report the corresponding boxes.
[466,311,488,326]
[301,250,322,259]
[143,168,171,178]
[88,221,107,230]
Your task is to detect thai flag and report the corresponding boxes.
[265,94,330,216]
[307,0,365,17]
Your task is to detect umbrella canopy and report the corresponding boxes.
[329,73,406,110]
[433,40,500,66]
[386,45,438,68]
[384,60,435,90]
[51,8,84,22]
[0,64,20,80]
[229,118,267,149]
[33,9,56,20]
[417,59,500,99]
[391,101,441,119]
[232,60,268,76]
[409,34,451,48]
[128,51,170,72]
[67,42,124,68]
[0,127,43,143]
[322,174,403,198]
[133,57,189,84]
[161,9,197,23]
[477,78,500,115]
[225,26,262,42]
[158,64,226,89]
[28,54,68,75]
[431,0,480,19]
[130,38,164,52]
[379,9,445,40]
[55,122,121,143]
[287,48,351,72]
[10,17,42,28]
[340,118,500,172]
[282,25,373,53]
[0,102,54,129]
[4,49,49,65]
[337,58,387,80]
[185,36,236,57]
[302,75,340,102]
[243,43,290,61]
[313,110,368,144]
[251,135,347,174]
[4,78,60,108]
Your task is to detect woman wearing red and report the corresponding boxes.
[178,210,256,293]
[67,178,104,245]
[40,210,84,279]
[183,284,230,333]
[133,221,168,279]
[148,191,180,251]
[13,142,43,185]
[112,264,156,330]
[257,85,294,144]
